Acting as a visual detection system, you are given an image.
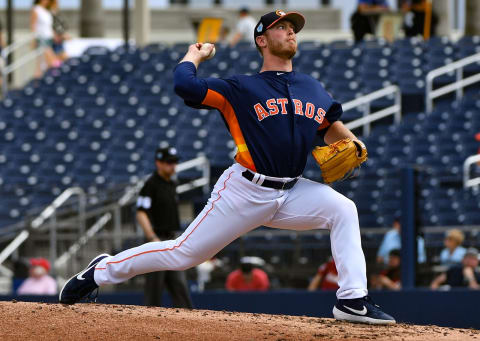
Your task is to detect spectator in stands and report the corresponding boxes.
[401,0,438,38]
[48,0,70,62]
[307,256,339,291]
[438,228,467,266]
[351,0,390,43]
[431,248,480,290]
[196,257,223,292]
[375,249,401,290]
[31,0,59,78]
[226,256,269,291]
[230,7,257,47]
[376,218,426,265]
[16,258,57,295]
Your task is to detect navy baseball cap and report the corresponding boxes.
[155,147,179,163]
[254,10,305,46]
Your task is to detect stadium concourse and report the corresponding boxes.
[0,36,479,288]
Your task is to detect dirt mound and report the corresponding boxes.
[0,301,478,340]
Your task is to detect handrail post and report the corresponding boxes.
[425,52,480,113]
[79,191,87,263]
[463,154,480,189]
[426,74,433,113]
[49,213,57,277]
[113,206,122,252]
[343,85,401,136]
[0,187,85,269]
[202,156,210,195]
[456,67,463,101]
[363,103,371,136]
[463,157,470,189]
[394,87,401,124]
[0,33,46,97]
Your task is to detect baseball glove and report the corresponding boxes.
[312,138,367,184]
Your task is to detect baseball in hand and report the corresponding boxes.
[200,43,216,60]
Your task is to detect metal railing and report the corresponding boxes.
[0,187,86,271]
[54,155,210,271]
[1,33,46,96]
[343,85,402,136]
[425,52,480,113]
[463,154,480,189]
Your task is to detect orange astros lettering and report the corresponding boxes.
[266,99,279,116]
[254,103,270,121]
[254,99,326,125]
[315,108,326,124]
[293,99,303,116]
[305,102,315,118]
[277,98,288,114]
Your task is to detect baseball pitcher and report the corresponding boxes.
[60,10,395,325]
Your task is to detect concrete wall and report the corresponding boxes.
[0,7,342,42]
[433,0,451,36]
[466,0,480,35]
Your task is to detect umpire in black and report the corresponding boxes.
[136,147,193,308]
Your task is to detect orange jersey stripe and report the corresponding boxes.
[202,89,257,172]
[95,171,235,270]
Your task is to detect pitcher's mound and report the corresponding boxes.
[0,301,478,340]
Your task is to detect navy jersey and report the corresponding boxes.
[174,61,342,178]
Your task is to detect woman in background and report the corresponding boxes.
[30,0,59,78]
[439,229,467,266]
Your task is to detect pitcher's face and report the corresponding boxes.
[264,20,297,60]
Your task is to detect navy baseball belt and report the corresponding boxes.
[242,170,298,190]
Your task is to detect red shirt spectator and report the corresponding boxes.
[16,258,57,295]
[308,258,339,291]
[377,249,401,290]
[226,268,270,291]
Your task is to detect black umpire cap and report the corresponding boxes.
[254,10,305,46]
[155,147,179,163]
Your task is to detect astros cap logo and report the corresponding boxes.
[276,10,286,16]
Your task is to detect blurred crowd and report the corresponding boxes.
[191,220,480,294]
[14,222,479,296]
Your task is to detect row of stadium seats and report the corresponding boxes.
[326,95,480,227]
[0,37,479,228]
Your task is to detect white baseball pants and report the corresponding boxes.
[94,163,368,299]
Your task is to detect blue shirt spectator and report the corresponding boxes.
[377,220,426,265]
[438,229,467,266]
[440,246,467,266]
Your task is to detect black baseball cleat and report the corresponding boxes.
[333,296,396,324]
[59,253,110,305]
